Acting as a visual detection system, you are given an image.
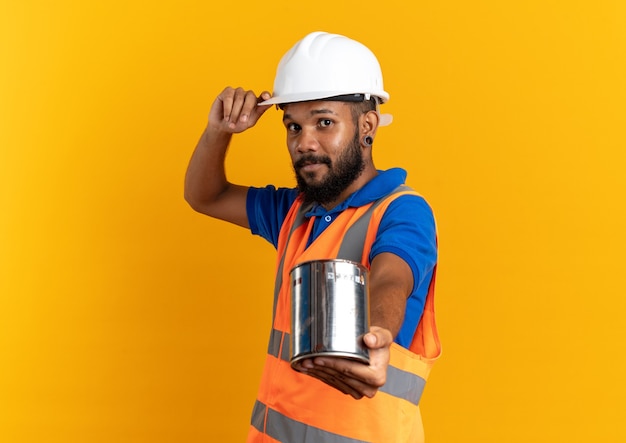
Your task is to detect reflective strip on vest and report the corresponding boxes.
[272,201,313,319]
[267,328,292,363]
[384,365,426,406]
[251,400,369,443]
[266,327,426,406]
[337,185,412,263]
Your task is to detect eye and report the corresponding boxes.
[318,118,333,128]
[286,122,301,132]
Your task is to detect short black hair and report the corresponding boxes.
[349,97,377,125]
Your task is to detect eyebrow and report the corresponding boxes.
[283,108,339,121]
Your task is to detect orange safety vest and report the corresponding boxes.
[247,186,441,443]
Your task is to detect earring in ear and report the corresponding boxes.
[363,135,373,147]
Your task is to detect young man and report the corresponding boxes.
[185,31,440,443]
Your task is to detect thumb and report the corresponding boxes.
[249,91,273,122]
[363,326,394,349]
[258,91,272,103]
[256,91,273,111]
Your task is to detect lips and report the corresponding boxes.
[300,163,326,174]
[294,156,331,170]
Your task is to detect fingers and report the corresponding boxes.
[295,356,386,399]
[295,359,368,399]
[223,87,251,124]
[317,357,387,388]
[292,327,395,399]
[305,369,364,400]
[214,87,272,133]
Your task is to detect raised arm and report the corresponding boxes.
[184,87,272,228]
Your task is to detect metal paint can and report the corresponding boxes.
[289,259,370,367]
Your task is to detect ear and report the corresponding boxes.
[359,110,379,138]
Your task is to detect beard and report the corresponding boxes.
[293,130,365,206]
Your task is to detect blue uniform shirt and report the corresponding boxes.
[246,168,437,348]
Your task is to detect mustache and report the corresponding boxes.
[294,155,332,169]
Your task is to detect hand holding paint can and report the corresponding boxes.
[289,259,370,367]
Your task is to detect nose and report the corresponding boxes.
[296,128,319,154]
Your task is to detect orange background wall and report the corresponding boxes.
[2,1,625,442]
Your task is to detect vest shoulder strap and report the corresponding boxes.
[337,184,419,264]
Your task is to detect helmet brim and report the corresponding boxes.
[260,92,393,126]
[259,90,389,106]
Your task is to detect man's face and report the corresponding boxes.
[282,101,364,205]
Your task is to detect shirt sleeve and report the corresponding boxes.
[369,194,438,347]
[246,185,300,249]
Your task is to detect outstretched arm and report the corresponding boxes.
[293,252,413,399]
[184,87,272,227]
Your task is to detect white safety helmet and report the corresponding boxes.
[260,31,393,126]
